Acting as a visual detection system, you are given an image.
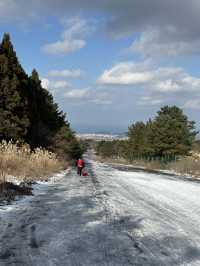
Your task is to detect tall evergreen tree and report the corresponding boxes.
[128,120,154,156]
[50,125,83,160]
[128,122,146,155]
[28,69,66,147]
[0,33,83,159]
[150,106,197,156]
[0,33,29,141]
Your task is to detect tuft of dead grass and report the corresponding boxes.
[96,154,165,171]
[0,141,64,183]
[96,152,200,178]
[168,154,200,177]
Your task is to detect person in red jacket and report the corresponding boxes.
[76,158,85,176]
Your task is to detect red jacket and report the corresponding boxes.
[77,159,85,168]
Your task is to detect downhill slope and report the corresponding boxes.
[0,155,200,265]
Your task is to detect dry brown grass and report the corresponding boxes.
[168,153,200,177]
[96,155,165,170]
[131,159,165,170]
[97,152,200,178]
[0,141,64,184]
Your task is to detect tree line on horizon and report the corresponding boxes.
[96,106,198,162]
[0,33,83,160]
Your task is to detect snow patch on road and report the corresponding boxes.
[1,157,200,265]
[0,170,67,214]
[91,159,200,266]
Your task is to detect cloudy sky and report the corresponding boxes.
[1,0,200,133]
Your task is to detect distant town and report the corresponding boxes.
[76,133,128,141]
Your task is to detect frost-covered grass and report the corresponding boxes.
[0,141,64,183]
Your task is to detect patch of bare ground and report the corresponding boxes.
[0,182,33,203]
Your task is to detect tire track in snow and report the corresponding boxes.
[91,158,200,266]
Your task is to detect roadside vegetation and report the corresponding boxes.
[96,106,200,178]
[0,33,83,200]
[0,33,83,159]
[0,141,64,183]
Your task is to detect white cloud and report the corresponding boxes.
[64,88,89,99]
[61,16,91,39]
[41,77,71,96]
[98,61,200,109]
[63,87,112,105]
[91,99,112,105]
[40,77,111,105]
[41,77,89,101]
[98,62,153,85]
[2,1,200,60]
[41,78,50,89]
[42,17,88,55]
[48,69,84,79]
[53,80,70,89]
[138,96,163,106]
[42,39,85,55]
[0,0,37,22]
[129,28,200,58]
[98,61,200,94]
[154,80,181,93]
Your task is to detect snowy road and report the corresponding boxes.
[1,155,200,265]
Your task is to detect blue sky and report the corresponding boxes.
[1,0,200,133]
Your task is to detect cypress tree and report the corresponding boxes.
[0,33,83,159]
[28,69,66,147]
[0,33,29,141]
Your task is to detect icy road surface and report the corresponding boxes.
[0,157,200,265]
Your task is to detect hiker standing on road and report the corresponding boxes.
[76,158,85,176]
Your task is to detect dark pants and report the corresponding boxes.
[77,167,83,176]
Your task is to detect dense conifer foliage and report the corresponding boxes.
[27,69,66,147]
[96,106,197,161]
[148,106,197,156]
[0,33,29,141]
[0,33,82,159]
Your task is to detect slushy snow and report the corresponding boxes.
[0,156,200,265]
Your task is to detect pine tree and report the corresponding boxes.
[150,106,197,156]
[128,120,154,156]
[128,122,146,156]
